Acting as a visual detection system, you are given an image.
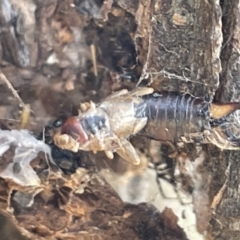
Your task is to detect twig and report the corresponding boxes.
[0,71,25,107]
[90,44,98,77]
[0,71,31,129]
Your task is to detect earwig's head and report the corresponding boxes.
[60,116,89,144]
[53,103,111,153]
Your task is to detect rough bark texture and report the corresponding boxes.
[1,0,240,239]
[140,0,240,239]
[210,1,240,239]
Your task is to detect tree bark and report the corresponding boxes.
[136,0,240,239]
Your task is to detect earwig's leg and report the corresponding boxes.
[88,133,139,164]
[89,132,122,153]
[132,118,148,134]
[105,150,114,159]
[104,89,129,100]
[205,129,240,150]
[53,133,79,152]
[89,133,106,152]
[79,101,96,113]
[129,87,154,97]
[116,138,140,165]
[105,87,154,102]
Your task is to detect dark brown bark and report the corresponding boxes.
[137,0,240,239]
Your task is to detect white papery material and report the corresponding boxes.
[0,130,52,186]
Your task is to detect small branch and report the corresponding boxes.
[0,71,31,129]
[0,71,25,107]
[90,44,98,77]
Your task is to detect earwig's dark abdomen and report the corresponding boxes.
[135,92,211,142]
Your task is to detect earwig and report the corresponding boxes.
[53,87,240,165]
[136,92,240,146]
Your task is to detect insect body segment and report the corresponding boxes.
[54,87,154,164]
[135,92,211,143]
[53,88,240,165]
